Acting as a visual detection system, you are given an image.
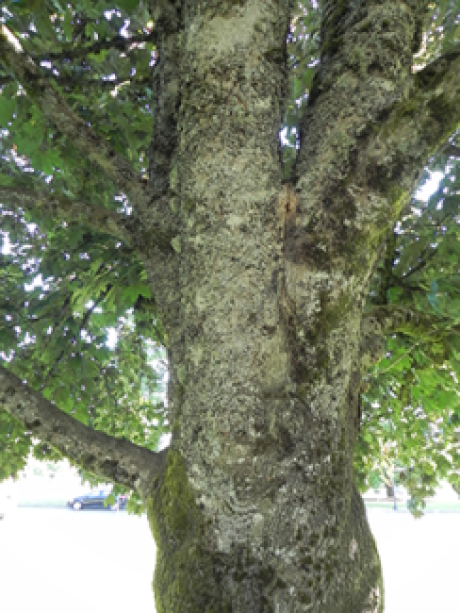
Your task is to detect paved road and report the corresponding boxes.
[0,507,458,612]
[0,508,156,613]
[367,509,459,613]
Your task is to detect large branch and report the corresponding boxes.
[147,1,181,196]
[293,9,458,270]
[285,4,458,356]
[0,182,179,253]
[283,2,431,356]
[0,365,167,495]
[0,185,137,246]
[362,42,460,210]
[1,70,151,96]
[133,0,183,345]
[0,25,150,204]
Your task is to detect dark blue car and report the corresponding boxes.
[67,489,128,511]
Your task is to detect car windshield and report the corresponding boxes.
[82,488,112,498]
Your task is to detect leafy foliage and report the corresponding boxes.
[1,1,166,509]
[282,1,321,180]
[0,0,459,518]
[414,0,460,68]
[356,134,460,516]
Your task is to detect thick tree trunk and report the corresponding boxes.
[147,451,382,612]
[140,2,385,611]
[145,316,384,613]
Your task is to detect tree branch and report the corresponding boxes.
[376,229,396,305]
[39,285,113,389]
[399,246,438,279]
[287,3,439,344]
[364,303,454,337]
[0,364,168,494]
[1,69,151,95]
[0,185,137,246]
[147,2,181,196]
[0,25,149,203]
[293,13,460,269]
[367,42,460,206]
[130,0,183,347]
[389,273,425,295]
[34,31,156,63]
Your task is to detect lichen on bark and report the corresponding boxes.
[139,1,391,611]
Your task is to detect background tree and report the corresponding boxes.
[1,1,459,611]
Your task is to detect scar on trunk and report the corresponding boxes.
[277,184,298,240]
[278,184,298,215]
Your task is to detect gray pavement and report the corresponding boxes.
[0,507,458,612]
[367,509,459,612]
[0,508,156,613]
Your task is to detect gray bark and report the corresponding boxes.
[142,1,393,611]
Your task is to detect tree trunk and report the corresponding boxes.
[147,445,383,613]
[140,2,388,611]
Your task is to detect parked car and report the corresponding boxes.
[67,489,128,511]
[0,482,17,520]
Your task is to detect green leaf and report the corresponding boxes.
[62,9,73,40]
[0,96,16,125]
[116,0,140,10]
